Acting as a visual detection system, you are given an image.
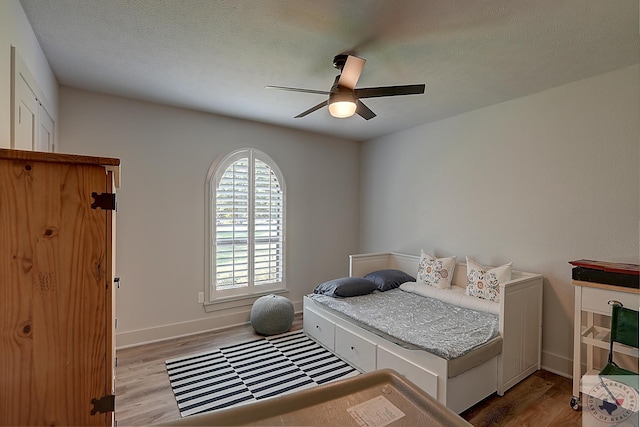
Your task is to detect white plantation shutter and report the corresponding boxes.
[210,149,285,300]
[215,157,250,290]
[253,158,284,285]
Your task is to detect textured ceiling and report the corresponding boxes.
[19,0,640,141]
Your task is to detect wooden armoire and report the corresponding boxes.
[0,148,120,426]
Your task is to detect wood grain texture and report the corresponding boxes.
[0,148,120,166]
[0,156,112,426]
[460,370,581,427]
[115,317,580,426]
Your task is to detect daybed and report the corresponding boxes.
[303,252,543,414]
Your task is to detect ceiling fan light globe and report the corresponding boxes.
[328,101,356,118]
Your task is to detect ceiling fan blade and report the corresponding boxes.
[356,100,376,120]
[355,84,425,99]
[265,85,330,95]
[294,100,329,118]
[337,55,366,90]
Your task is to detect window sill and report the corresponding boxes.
[203,289,289,313]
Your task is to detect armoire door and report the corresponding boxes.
[0,152,115,426]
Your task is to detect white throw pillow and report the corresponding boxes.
[465,257,512,302]
[416,250,457,289]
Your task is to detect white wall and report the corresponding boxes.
[0,0,58,146]
[56,64,639,373]
[359,65,640,377]
[59,88,361,347]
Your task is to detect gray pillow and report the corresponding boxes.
[364,269,416,291]
[313,277,377,297]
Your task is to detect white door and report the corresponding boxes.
[11,46,57,153]
[36,104,55,152]
[14,75,38,151]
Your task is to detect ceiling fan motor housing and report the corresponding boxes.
[329,83,356,101]
[332,54,349,70]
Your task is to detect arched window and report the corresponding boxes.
[206,149,285,303]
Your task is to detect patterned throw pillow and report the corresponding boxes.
[465,257,512,302]
[416,250,457,289]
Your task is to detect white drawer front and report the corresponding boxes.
[335,325,376,372]
[303,308,335,351]
[581,286,640,315]
[377,346,438,398]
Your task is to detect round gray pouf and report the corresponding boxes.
[250,294,294,336]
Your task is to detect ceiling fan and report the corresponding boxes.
[266,54,425,120]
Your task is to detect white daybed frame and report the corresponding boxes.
[303,252,543,414]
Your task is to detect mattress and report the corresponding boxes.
[307,288,501,363]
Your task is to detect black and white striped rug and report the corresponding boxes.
[165,330,360,417]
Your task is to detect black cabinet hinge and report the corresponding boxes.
[91,192,117,211]
[91,394,115,414]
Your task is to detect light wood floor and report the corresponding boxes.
[115,315,582,426]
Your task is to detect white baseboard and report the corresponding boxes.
[542,366,573,379]
[116,300,303,349]
[541,349,574,378]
